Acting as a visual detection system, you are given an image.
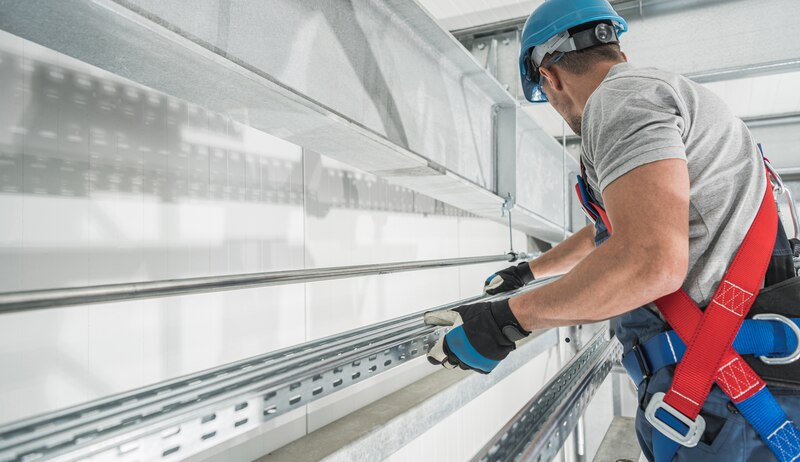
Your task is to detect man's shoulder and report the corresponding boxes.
[596,65,687,99]
[584,65,691,125]
[607,64,682,83]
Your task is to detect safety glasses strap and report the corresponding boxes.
[531,31,573,68]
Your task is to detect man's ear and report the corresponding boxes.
[539,66,562,92]
[621,51,628,62]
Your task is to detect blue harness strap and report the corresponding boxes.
[622,318,800,462]
[622,318,800,388]
[738,388,800,462]
[653,387,800,462]
[624,319,800,461]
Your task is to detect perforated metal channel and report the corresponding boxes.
[0,325,440,462]
[475,330,622,462]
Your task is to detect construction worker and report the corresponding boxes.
[426,0,800,460]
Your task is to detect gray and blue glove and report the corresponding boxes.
[424,299,529,374]
[483,261,534,295]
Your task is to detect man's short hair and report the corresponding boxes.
[542,43,624,75]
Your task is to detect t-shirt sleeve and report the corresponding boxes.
[584,78,687,193]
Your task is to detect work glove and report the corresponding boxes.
[483,261,534,295]
[424,299,529,374]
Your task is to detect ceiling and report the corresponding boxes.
[417,0,800,133]
[416,0,634,31]
[416,0,543,31]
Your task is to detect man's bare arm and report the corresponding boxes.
[510,158,690,330]
[529,224,596,279]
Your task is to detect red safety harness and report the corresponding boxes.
[575,161,800,460]
[649,174,775,442]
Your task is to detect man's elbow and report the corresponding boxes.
[645,243,689,298]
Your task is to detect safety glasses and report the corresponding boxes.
[522,51,566,103]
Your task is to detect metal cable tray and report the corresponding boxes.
[0,277,559,462]
[473,328,623,462]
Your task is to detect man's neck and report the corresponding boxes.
[573,61,622,111]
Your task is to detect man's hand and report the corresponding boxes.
[484,262,534,295]
[424,299,529,374]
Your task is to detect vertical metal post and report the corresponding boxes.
[557,327,569,462]
[575,415,587,462]
[566,323,587,462]
[486,38,499,78]
[612,371,624,417]
[495,104,517,254]
[561,120,586,461]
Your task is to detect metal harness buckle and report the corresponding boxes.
[753,313,800,365]
[645,392,706,447]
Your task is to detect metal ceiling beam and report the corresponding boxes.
[542,108,800,140]
[778,169,800,180]
[554,111,800,146]
[687,59,800,84]
[0,0,574,242]
[742,112,800,128]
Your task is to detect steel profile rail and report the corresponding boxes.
[0,276,560,462]
[0,253,518,315]
[473,329,623,462]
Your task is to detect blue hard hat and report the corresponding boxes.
[518,0,628,103]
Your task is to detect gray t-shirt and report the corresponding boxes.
[581,62,766,307]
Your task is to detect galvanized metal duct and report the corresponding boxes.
[0,0,575,242]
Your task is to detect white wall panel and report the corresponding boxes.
[456,216,527,299]
[304,153,464,339]
[0,308,91,426]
